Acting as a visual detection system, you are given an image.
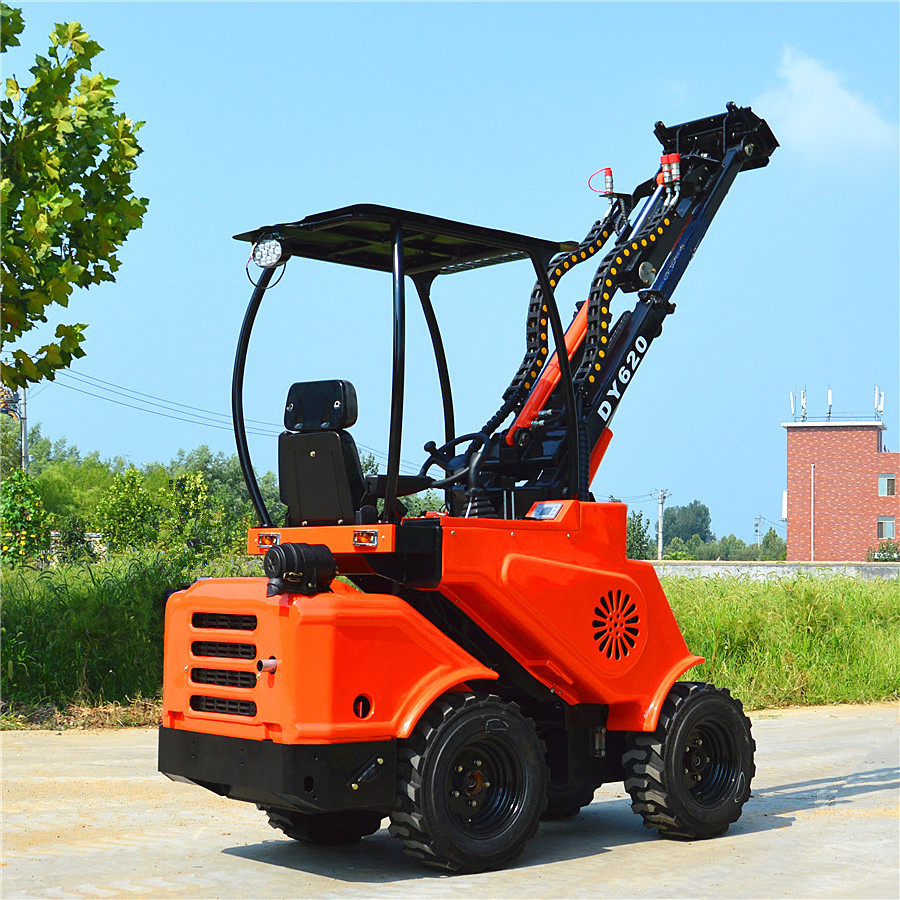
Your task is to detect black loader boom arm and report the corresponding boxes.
[433,103,777,517]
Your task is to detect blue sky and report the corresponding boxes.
[5,1,898,542]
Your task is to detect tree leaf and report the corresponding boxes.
[1,7,147,389]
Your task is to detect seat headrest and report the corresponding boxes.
[284,380,358,432]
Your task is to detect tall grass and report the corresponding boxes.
[2,558,896,711]
[665,575,900,709]
[1,551,261,706]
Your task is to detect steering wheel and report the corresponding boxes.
[420,432,488,488]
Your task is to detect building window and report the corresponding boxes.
[877,517,895,540]
[878,473,895,496]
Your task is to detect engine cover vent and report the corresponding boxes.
[190,695,257,717]
[592,589,641,661]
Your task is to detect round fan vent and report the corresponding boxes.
[592,589,641,661]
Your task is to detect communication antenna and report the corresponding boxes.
[800,388,807,421]
[827,388,833,421]
[790,391,796,419]
[877,389,885,418]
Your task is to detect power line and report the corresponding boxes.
[758,515,787,534]
[62,370,274,428]
[52,379,279,438]
[46,369,423,475]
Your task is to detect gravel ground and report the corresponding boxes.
[1,702,897,899]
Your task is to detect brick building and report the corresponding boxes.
[783,420,899,561]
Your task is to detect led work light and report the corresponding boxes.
[251,237,288,268]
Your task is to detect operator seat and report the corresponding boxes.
[278,380,369,525]
[277,380,434,526]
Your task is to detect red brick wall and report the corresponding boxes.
[785,424,900,561]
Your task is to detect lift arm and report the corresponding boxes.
[461,103,777,514]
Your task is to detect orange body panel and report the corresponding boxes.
[247,525,397,556]
[436,501,701,731]
[169,502,700,743]
[162,578,496,744]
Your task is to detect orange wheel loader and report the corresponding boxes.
[159,104,778,873]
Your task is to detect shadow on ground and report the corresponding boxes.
[222,767,897,883]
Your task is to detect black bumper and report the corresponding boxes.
[158,726,397,813]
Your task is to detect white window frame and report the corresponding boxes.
[877,516,895,540]
[877,473,895,497]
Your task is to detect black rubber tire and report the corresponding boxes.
[623,682,755,839]
[259,807,384,846]
[389,692,549,873]
[542,784,597,820]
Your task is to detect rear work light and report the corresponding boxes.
[353,529,379,549]
[257,532,281,550]
[251,237,287,268]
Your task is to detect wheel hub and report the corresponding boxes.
[681,724,737,805]
[449,756,493,817]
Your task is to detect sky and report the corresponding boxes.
[5,1,898,542]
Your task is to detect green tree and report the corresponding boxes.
[664,535,692,560]
[0,467,50,566]
[866,539,899,562]
[0,411,21,474]
[716,534,751,561]
[96,468,160,552]
[24,422,80,474]
[158,470,229,554]
[663,500,714,547]
[626,508,654,559]
[607,496,655,559]
[54,512,95,563]
[759,527,787,561]
[1,4,148,389]
[168,444,286,547]
[37,451,115,524]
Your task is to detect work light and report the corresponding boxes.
[251,237,287,268]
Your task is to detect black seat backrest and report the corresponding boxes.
[278,430,367,525]
[278,380,368,525]
[284,379,357,432]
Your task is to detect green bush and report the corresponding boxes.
[0,550,261,705]
[1,468,51,567]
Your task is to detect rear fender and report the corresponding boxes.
[162,578,497,744]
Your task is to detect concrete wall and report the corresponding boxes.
[651,560,899,581]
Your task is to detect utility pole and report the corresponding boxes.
[755,515,762,550]
[657,489,670,561]
[20,386,27,472]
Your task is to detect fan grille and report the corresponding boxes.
[592,589,641,661]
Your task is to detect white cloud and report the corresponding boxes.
[755,47,897,161]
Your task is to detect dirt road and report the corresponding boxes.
[2,703,897,898]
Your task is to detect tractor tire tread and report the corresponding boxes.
[259,806,383,845]
[388,692,548,872]
[623,682,755,840]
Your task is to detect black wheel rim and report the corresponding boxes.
[680,717,741,806]
[444,735,526,838]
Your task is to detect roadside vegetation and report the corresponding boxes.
[2,555,897,728]
[666,575,899,709]
[1,421,896,728]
